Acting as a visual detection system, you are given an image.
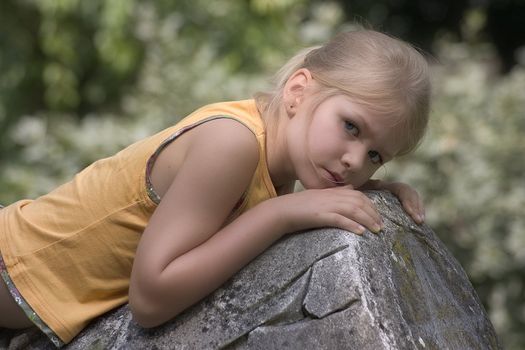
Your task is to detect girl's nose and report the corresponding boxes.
[341,147,367,172]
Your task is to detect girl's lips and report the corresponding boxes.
[326,169,345,185]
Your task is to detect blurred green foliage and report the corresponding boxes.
[0,1,524,349]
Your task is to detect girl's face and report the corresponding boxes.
[286,94,405,189]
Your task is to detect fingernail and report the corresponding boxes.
[357,225,366,234]
[373,224,381,233]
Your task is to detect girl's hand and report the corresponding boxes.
[273,185,384,235]
[360,180,425,224]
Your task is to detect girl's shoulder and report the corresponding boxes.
[181,99,265,137]
[148,116,261,201]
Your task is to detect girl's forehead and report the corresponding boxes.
[328,94,399,125]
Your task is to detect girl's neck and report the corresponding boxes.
[265,109,296,189]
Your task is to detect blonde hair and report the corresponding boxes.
[255,30,431,156]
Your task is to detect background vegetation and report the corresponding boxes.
[1,0,523,348]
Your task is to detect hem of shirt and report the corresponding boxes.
[0,251,65,348]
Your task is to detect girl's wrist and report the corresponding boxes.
[253,197,293,239]
[266,194,314,236]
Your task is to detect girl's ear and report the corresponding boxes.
[283,68,313,117]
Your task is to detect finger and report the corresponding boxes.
[328,213,366,235]
[323,188,383,232]
[416,199,425,223]
[348,191,383,228]
[333,188,380,219]
[413,194,425,223]
[420,206,426,223]
[337,202,382,234]
[403,199,424,224]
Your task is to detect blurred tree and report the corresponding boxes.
[332,0,525,73]
[0,0,145,161]
[485,0,525,73]
[0,1,45,150]
[334,0,467,51]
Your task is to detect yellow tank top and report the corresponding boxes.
[0,99,277,343]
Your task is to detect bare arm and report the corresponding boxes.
[129,119,385,328]
[129,119,266,327]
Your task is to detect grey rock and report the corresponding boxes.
[1,191,501,349]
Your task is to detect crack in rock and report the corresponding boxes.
[1,191,501,350]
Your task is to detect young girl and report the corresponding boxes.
[0,29,430,347]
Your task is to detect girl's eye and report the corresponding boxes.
[344,121,359,136]
[368,150,383,165]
